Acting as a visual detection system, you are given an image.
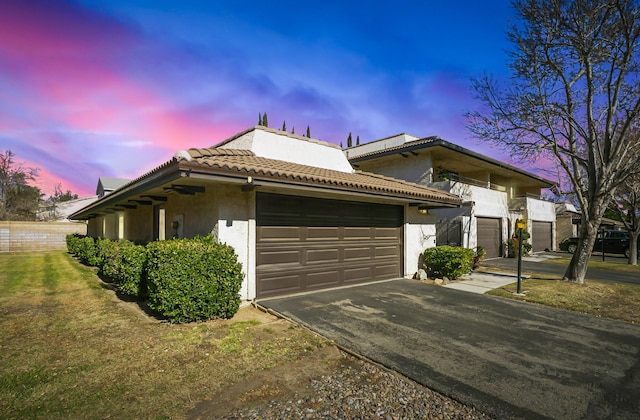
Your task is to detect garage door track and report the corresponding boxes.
[260,279,640,419]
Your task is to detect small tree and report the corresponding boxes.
[347,132,353,148]
[282,121,286,132]
[50,183,78,203]
[258,113,262,126]
[262,112,268,128]
[306,125,311,138]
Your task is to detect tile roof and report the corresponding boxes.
[178,148,461,205]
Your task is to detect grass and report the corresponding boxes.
[487,257,640,324]
[0,251,330,419]
[543,255,640,274]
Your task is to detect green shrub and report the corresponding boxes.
[66,233,84,256]
[97,239,147,298]
[145,236,244,323]
[72,235,101,266]
[507,233,532,258]
[422,246,474,280]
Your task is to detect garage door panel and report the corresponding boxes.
[374,262,402,279]
[344,246,373,260]
[306,248,340,263]
[344,267,373,283]
[258,274,301,296]
[256,193,403,298]
[307,271,341,288]
[306,227,340,240]
[257,249,300,265]
[258,226,301,241]
[343,227,373,239]
[375,244,400,257]
[373,227,401,239]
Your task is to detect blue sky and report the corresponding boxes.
[0,0,520,196]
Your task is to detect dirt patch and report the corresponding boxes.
[188,345,347,418]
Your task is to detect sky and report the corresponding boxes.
[0,0,524,197]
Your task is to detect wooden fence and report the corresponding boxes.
[0,221,87,252]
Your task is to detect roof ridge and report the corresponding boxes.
[347,136,440,160]
[214,126,342,150]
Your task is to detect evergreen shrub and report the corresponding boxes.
[98,239,147,297]
[145,236,243,323]
[422,246,474,280]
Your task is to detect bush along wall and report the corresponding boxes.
[422,245,475,280]
[98,239,147,298]
[66,234,244,322]
[66,234,101,267]
[145,236,244,323]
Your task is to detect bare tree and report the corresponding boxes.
[0,150,42,221]
[468,0,640,283]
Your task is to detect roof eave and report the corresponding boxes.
[349,138,555,187]
[70,161,182,220]
[180,162,462,207]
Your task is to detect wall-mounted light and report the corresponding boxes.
[241,175,256,192]
[418,206,430,215]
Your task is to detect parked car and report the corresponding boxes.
[559,230,639,258]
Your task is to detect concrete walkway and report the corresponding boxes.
[443,270,523,294]
[446,253,562,294]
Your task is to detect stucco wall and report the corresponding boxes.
[404,207,437,276]
[221,128,353,173]
[125,206,154,243]
[165,190,218,239]
[215,185,255,301]
[0,221,87,252]
[526,197,556,222]
[354,153,433,185]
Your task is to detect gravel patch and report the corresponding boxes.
[222,355,492,419]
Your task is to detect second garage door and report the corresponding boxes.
[477,217,502,258]
[256,193,403,298]
[532,221,552,252]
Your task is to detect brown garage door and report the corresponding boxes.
[532,221,552,252]
[477,217,502,258]
[256,193,403,298]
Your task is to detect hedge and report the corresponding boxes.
[145,236,244,323]
[66,234,101,267]
[98,239,147,298]
[423,246,475,280]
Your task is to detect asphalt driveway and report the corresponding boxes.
[260,279,640,419]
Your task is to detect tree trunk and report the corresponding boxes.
[563,222,598,283]
[629,232,639,266]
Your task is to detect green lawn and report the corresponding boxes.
[0,251,329,419]
[487,256,640,324]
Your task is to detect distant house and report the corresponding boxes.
[555,202,624,249]
[345,134,556,258]
[96,177,131,198]
[71,127,461,301]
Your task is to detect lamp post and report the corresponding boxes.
[516,220,525,295]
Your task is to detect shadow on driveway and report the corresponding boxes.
[260,279,640,419]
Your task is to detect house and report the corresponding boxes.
[96,177,131,198]
[555,202,624,249]
[345,134,556,258]
[70,127,461,300]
